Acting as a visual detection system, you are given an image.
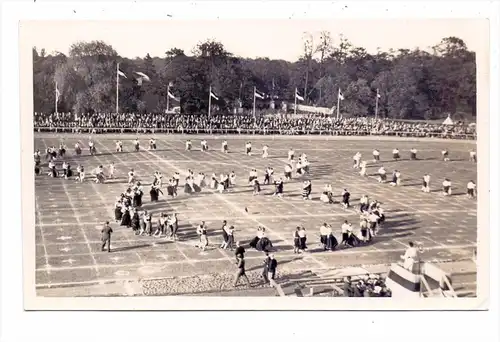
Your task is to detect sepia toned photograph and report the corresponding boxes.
[20,17,490,309]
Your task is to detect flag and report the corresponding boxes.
[254,89,265,99]
[168,81,174,87]
[210,90,219,100]
[118,69,127,78]
[338,89,344,101]
[55,87,61,102]
[167,90,179,101]
[376,89,381,98]
[134,72,151,82]
[272,78,275,90]
[295,89,304,101]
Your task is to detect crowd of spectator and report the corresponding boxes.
[342,275,392,297]
[33,112,477,139]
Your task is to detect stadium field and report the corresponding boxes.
[33,134,477,295]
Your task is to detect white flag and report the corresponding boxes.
[210,90,219,100]
[168,90,179,101]
[118,70,127,78]
[295,89,304,101]
[338,89,345,101]
[376,90,381,98]
[56,87,61,102]
[254,89,265,99]
[134,72,151,82]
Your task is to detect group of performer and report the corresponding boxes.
[352,148,477,198]
[36,136,477,263]
[114,172,180,239]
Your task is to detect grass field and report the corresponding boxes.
[33,134,477,295]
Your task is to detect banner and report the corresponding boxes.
[291,104,334,115]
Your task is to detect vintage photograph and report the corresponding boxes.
[23,18,488,306]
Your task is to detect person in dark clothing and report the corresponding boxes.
[262,252,271,283]
[267,254,278,288]
[234,241,245,262]
[101,221,113,252]
[234,254,251,287]
[131,209,140,233]
[353,281,366,297]
[120,205,131,227]
[343,276,354,297]
[150,185,159,202]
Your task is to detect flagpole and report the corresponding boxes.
[294,88,297,116]
[166,83,170,112]
[55,81,58,114]
[336,88,340,120]
[116,63,119,114]
[375,88,379,119]
[253,86,256,120]
[208,85,212,118]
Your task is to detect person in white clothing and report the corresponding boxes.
[390,170,401,186]
[378,167,387,183]
[359,161,367,177]
[185,140,192,151]
[88,140,96,155]
[284,164,293,181]
[422,174,430,193]
[288,148,295,161]
[245,142,252,156]
[128,169,135,185]
[467,180,476,198]
[353,152,362,169]
[401,242,420,271]
[442,178,452,196]
[410,148,418,160]
[109,162,115,179]
[392,148,400,160]
[372,149,380,163]
[442,149,450,161]
[115,140,123,152]
[201,140,208,152]
[262,145,269,158]
[368,212,379,237]
[149,138,157,150]
[221,140,229,153]
[76,165,85,183]
[469,150,477,163]
[340,221,353,247]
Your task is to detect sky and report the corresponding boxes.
[29,19,486,61]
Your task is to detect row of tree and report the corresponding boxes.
[32,34,476,120]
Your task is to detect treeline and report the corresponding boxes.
[32,34,476,120]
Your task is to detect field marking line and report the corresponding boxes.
[38,222,471,247]
[41,138,100,275]
[35,206,475,216]
[35,212,362,226]
[35,197,52,274]
[34,242,477,272]
[112,160,235,166]
[420,235,448,248]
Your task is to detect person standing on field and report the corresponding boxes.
[234,254,251,287]
[101,221,113,253]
